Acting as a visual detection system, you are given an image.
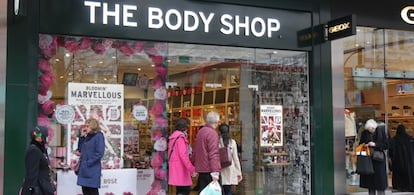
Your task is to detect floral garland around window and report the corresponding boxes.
[38,35,168,195]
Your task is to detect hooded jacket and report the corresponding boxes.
[168,130,195,186]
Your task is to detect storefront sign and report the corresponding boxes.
[40,0,311,50]
[57,169,137,194]
[332,0,414,31]
[401,6,414,24]
[326,15,356,41]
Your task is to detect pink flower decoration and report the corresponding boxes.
[151,76,163,89]
[111,40,123,49]
[39,35,53,50]
[150,55,164,66]
[151,129,162,141]
[47,126,55,143]
[79,38,93,50]
[64,39,79,53]
[123,192,133,195]
[105,193,114,195]
[41,100,55,115]
[134,42,145,53]
[144,46,158,56]
[155,168,166,180]
[151,152,163,167]
[155,117,167,128]
[42,46,57,60]
[92,42,106,55]
[119,43,134,56]
[37,116,51,126]
[155,66,167,77]
[150,101,163,116]
[39,72,56,89]
[38,85,49,96]
[39,59,52,73]
[102,39,114,49]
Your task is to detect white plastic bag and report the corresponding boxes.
[200,181,222,195]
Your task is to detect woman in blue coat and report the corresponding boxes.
[77,118,105,195]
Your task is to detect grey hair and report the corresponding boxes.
[205,111,220,125]
[364,119,378,130]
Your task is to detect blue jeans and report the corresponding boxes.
[223,185,232,195]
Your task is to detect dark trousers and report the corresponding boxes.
[222,185,232,195]
[82,186,99,195]
[176,186,191,195]
[197,173,213,193]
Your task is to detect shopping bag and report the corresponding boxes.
[355,145,374,175]
[200,181,222,195]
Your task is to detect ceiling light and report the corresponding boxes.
[167,60,171,63]
[99,61,103,64]
[59,76,64,79]
[68,72,73,76]
[151,64,155,67]
[273,51,278,54]
[355,44,359,47]
[55,59,60,62]
[113,75,117,78]
[137,68,141,71]
[94,80,98,83]
[65,53,71,57]
[103,78,107,81]
[112,56,116,59]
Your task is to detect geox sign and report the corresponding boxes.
[326,15,356,41]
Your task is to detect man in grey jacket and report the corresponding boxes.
[193,111,221,192]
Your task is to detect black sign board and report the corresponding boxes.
[39,0,312,50]
[297,24,325,47]
[326,15,356,41]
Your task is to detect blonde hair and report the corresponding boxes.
[364,119,377,130]
[86,118,100,132]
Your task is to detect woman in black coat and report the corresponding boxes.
[21,126,55,195]
[359,119,388,195]
[389,124,414,191]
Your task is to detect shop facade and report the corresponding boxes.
[331,0,414,193]
[3,0,334,194]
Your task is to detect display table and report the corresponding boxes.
[57,168,153,194]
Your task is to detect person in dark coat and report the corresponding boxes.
[389,124,414,192]
[21,126,55,195]
[359,119,388,195]
[77,118,105,195]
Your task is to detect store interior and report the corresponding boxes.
[43,35,310,194]
[343,27,414,193]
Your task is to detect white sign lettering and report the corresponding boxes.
[84,0,282,38]
[401,6,414,24]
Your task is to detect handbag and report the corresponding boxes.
[219,139,232,168]
[200,181,222,195]
[372,149,385,162]
[74,160,80,175]
[356,144,374,175]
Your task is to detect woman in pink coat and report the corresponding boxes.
[168,118,196,195]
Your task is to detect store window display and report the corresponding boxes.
[343,27,414,193]
[37,34,310,194]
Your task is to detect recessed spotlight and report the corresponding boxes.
[94,80,98,83]
[113,75,117,78]
[59,76,64,79]
[99,61,103,64]
[273,51,278,54]
[167,60,171,63]
[366,41,371,44]
[112,56,116,59]
[65,53,71,57]
[55,59,60,62]
[103,78,107,81]
[151,64,155,67]
[68,72,73,76]
[355,44,359,47]
[137,68,141,71]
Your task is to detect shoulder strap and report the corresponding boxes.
[168,136,182,160]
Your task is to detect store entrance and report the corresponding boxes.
[344,27,414,194]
